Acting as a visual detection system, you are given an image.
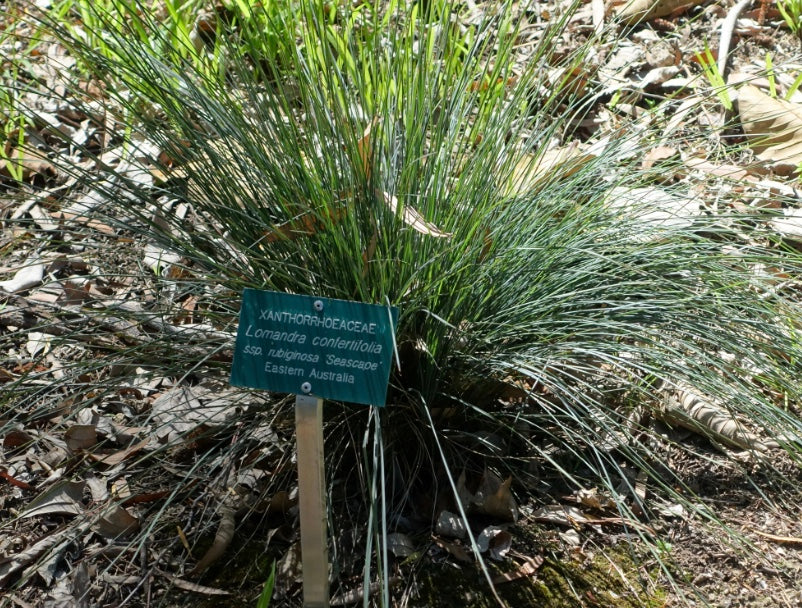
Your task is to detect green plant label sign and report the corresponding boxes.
[230,289,399,406]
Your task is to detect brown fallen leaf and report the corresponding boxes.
[738,84,802,174]
[188,506,236,576]
[382,191,451,237]
[432,535,473,563]
[683,157,755,181]
[473,471,518,522]
[59,280,91,306]
[641,145,678,171]
[610,0,706,24]
[531,504,590,526]
[659,384,771,452]
[507,143,595,196]
[94,504,140,538]
[65,425,98,452]
[532,504,657,535]
[3,429,35,451]
[387,532,416,558]
[493,554,544,584]
[51,211,117,236]
[477,526,513,561]
[22,480,86,519]
[122,490,170,507]
[89,437,150,466]
[567,487,619,512]
[263,489,296,516]
[263,204,348,243]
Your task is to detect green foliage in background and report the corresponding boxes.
[255,560,275,608]
[779,0,802,46]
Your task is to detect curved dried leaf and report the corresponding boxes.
[573,487,619,512]
[738,84,802,173]
[23,480,86,518]
[477,526,512,561]
[0,260,44,293]
[660,384,770,452]
[383,191,451,237]
[356,117,378,181]
[532,504,590,526]
[0,468,34,490]
[432,536,472,563]
[610,0,705,24]
[507,145,595,196]
[642,145,679,170]
[65,425,98,452]
[25,332,55,357]
[0,139,57,181]
[165,576,232,596]
[473,472,518,522]
[492,554,544,584]
[3,429,35,451]
[89,437,150,466]
[86,476,109,502]
[94,504,140,538]
[188,506,236,576]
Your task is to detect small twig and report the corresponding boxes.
[729,517,802,544]
[0,467,35,491]
[531,513,657,537]
[717,0,753,80]
[157,570,231,596]
[751,529,802,545]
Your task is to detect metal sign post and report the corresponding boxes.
[295,394,328,608]
[230,290,398,608]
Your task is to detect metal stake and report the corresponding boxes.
[295,394,329,607]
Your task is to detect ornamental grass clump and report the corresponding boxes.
[4,0,802,603]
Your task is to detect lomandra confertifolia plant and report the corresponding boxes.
[5,0,802,604]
